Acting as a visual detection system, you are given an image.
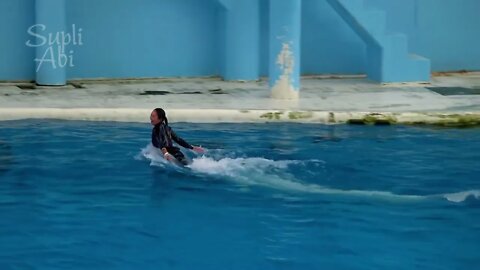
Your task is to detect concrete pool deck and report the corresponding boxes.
[1,73,480,126]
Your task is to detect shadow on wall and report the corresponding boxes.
[300,0,366,75]
[259,0,367,76]
[363,0,480,72]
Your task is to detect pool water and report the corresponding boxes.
[0,120,479,270]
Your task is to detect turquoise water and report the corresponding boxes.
[0,120,479,269]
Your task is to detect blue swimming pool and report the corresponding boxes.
[0,120,479,269]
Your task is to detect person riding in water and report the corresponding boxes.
[150,108,204,165]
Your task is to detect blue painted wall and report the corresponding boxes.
[66,0,220,79]
[0,0,35,81]
[259,0,269,77]
[364,0,480,72]
[301,0,366,75]
[1,0,479,81]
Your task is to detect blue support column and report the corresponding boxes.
[269,0,301,99]
[220,0,260,81]
[34,0,66,86]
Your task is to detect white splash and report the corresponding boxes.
[138,145,479,204]
[271,43,299,100]
[188,156,300,178]
[443,190,480,203]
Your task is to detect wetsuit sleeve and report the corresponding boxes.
[170,128,194,149]
[152,135,159,148]
[158,125,169,149]
[152,126,168,149]
[151,127,160,148]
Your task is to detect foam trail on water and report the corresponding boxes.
[139,145,479,203]
[442,190,480,203]
[188,156,424,201]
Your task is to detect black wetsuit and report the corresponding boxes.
[151,122,193,165]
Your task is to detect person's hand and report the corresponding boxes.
[164,152,174,161]
[192,146,205,154]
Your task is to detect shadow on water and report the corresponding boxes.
[148,163,217,206]
[0,140,14,176]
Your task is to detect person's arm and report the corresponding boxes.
[152,137,160,148]
[170,129,194,149]
[170,128,205,153]
[151,127,160,148]
[156,126,174,160]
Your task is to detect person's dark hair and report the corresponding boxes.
[154,108,168,126]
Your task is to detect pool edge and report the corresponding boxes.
[1,108,480,127]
